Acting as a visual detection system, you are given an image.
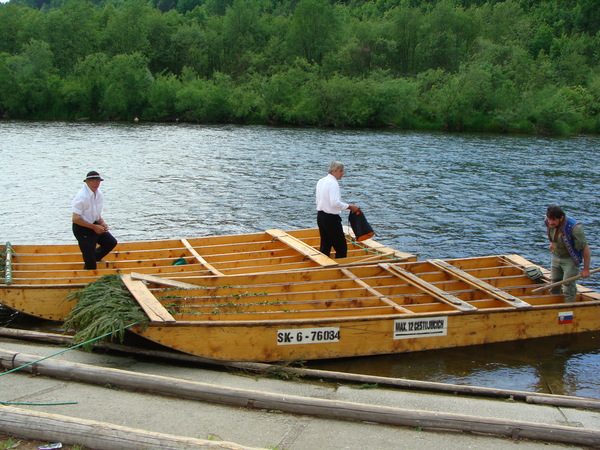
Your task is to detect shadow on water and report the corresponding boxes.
[308,331,600,399]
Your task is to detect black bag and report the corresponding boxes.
[349,210,375,242]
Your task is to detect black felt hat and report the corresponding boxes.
[84,171,104,181]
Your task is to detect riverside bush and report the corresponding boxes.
[0,0,598,135]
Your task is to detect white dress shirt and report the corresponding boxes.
[316,174,349,215]
[72,184,104,224]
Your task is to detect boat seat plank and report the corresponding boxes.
[380,263,477,312]
[130,273,200,289]
[266,229,339,267]
[340,268,414,314]
[181,239,224,276]
[428,259,530,308]
[121,274,176,323]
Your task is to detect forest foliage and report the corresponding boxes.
[0,0,599,134]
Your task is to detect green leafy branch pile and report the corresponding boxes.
[64,274,149,350]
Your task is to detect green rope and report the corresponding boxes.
[0,320,141,406]
[1,400,78,406]
[345,235,401,262]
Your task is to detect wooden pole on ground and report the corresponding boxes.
[532,267,600,293]
[0,405,256,450]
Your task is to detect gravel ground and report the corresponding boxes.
[0,433,81,450]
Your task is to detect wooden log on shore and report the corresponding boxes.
[1,348,600,447]
[526,395,600,410]
[0,405,256,450]
[2,326,600,411]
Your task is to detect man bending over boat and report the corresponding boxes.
[71,171,118,270]
[545,205,591,302]
[316,161,359,258]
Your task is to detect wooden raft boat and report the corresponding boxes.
[0,228,414,321]
[121,254,600,362]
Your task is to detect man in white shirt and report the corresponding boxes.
[315,161,359,258]
[71,171,118,270]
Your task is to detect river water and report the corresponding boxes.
[1,121,599,398]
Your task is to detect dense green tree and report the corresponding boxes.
[386,3,423,75]
[220,0,267,76]
[550,33,594,86]
[573,0,600,35]
[251,13,290,74]
[307,75,375,126]
[43,0,100,75]
[417,0,481,72]
[204,0,233,15]
[306,74,418,127]
[523,85,586,134]
[257,60,318,124]
[143,71,182,119]
[325,16,399,77]
[61,52,110,118]
[287,0,341,64]
[0,4,33,54]
[2,4,45,54]
[528,24,553,57]
[420,63,496,131]
[0,53,12,115]
[4,39,60,117]
[177,70,235,122]
[101,0,153,55]
[155,0,177,13]
[145,9,183,73]
[176,0,202,14]
[100,53,153,119]
[479,0,531,46]
[166,23,207,75]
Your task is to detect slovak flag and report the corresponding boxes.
[558,311,573,324]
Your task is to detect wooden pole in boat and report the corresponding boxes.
[532,267,600,293]
[4,242,12,285]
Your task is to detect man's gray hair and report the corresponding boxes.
[328,161,344,173]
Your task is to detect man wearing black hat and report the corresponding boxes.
[71,171,118,270]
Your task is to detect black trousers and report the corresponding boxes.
[317,211,347,258]
[72,223,118,270]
